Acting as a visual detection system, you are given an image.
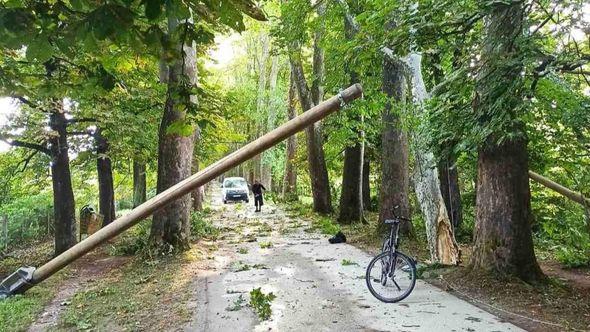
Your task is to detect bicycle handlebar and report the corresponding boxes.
[391,205,411,222]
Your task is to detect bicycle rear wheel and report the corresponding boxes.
[366,251,416,303]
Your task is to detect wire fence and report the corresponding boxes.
[0,210,53,252]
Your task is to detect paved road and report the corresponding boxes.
[185,187,523,332]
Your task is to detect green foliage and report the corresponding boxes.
[226,294,246,312]
[341,259,358,266]
[312,215,341,235]
[249,287,276,321]
[0,290,53,332]
[258,241,273,249]
[190,211,220,241]
[108,222,151,256]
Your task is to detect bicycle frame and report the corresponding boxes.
[384,219,401,252]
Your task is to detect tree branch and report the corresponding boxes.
[0,137,50,155]
[9,95,37,108]
[67,117,97,124]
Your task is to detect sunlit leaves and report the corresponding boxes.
[25,35,53,63]
[166,119,194,136]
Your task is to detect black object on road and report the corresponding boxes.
[328,231,347,244]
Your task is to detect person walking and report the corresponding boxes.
[252,179,266,212]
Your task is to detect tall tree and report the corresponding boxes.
[288,38,332,212]
[338,0,365,224]
[48,100,78,255]
[149,15,197,251]
[94,127,116,226]
[262,55,280,190]
[133,160,147,208]
[282,71,298,201]
[192,128,203,211]
[362,157,371,210]
[254,35,270,183]
[470,1,544,282]
[378,57,411,234]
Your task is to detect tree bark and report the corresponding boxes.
[289,56,331,213]
[150,15,197,251]
[283,70,298,201]
[338,3,365,224]
[192,128,203,211]
[378,57,412,235]
[338,143,364,223]
[133,160,147,208]
[363,156,371,210]
[254,35,270,185]
[262,55,280,191]
[431,52,463,232]
[470,1,544,282]
[438,156,462,231]
[405,53,459,265]
[95,128,116,227]
[49,102,77,255]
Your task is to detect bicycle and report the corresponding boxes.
[365,207,417,303]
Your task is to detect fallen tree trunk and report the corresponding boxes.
[0,84,363,297]
[529,171,590,206]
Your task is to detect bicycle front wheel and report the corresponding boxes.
[365,251,416,303]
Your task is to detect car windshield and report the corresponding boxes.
[224,179,246,188]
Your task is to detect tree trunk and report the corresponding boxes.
[255,35,270,186]
[192,128,203,211]
[438,156,462,231]
[289,57,331,213]
[338,4,365,224]
[262,55,280,191]
[405,53,459,265]
[431,51,463,232]
[150,15,197,251]
[283,70,298,201]
[133,160,147,208]
[311,1,326,106]
[338,143,364,223]
[378,57,412,235]
[49,103,77,255]
[470,1,544,282]
[363,157,371,210]
[95,128,116,226]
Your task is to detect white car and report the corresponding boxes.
[221,177,250,204]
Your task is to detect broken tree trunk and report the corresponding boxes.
[404,53,459,265]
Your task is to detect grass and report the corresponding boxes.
[56,251,200,331]
[0,284,59,332]
[230,261,251,272]
[0,240,66,332]
[237,247,249,254]
[341,259,359,266]
[258,241,273,249]
[225,294,246,312]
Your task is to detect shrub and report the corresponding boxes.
[190,211,220,240]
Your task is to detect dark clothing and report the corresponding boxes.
[252,183,266,195]
[254,194,264,208]
[252,183,266,209]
